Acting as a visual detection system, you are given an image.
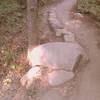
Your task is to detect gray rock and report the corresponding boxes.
[48,70,74,86]
[20,67,41,88]
[73,12,84,19]
[29,42,85,71]
[55,28,65,36]
[63,31,76,42]
[48,8,64,31]
[55,28,76,42]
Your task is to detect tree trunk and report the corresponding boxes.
[27,0,39,51]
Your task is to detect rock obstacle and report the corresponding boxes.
[21,41,88,88]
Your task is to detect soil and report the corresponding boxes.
[0,0,100,100]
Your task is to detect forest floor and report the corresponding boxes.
[0,0,100,100]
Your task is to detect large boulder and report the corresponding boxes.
[21,42,88,87]
[29,42,86,71]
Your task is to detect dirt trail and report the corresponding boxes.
[54,0,100,100]
[55,0,76,22]
[37,0,100,99]
[74,22,100,100]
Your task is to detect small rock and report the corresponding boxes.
[26,67,41,79]
[72,12,84,19]
[63,32,76,42]
[20,67,41,88]
[55,29,66,36]
[55,29,63,36]
[48,70,74,86]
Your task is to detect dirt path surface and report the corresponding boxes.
[73,20,100,100]
[38,0,100,99]
[56,0,100,100]
[0,0,100,100]
[57,1,100,100]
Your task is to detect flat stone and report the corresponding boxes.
[29,42,84,71]
[55,29,66,36]
[20,67,41,88]
[48,70,74,86]
[38,90,65,100]
[48,8,64,30]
